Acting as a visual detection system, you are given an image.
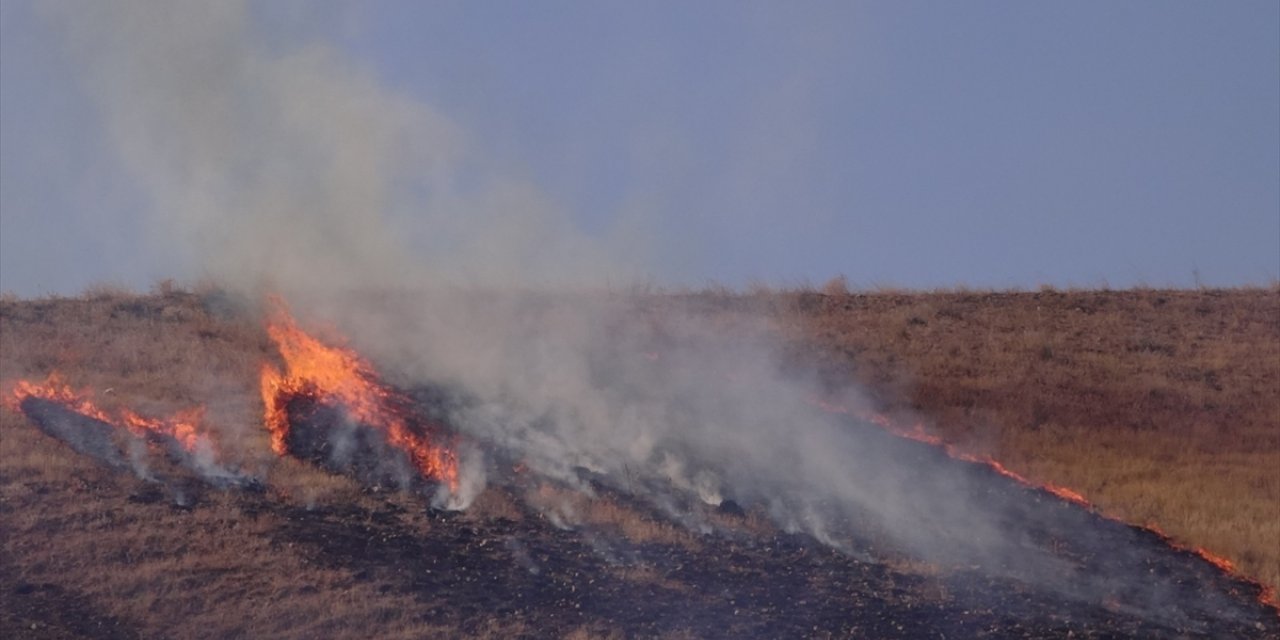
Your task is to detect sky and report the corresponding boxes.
[1,1,1277,296]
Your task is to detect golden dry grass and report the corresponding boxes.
[523,482,699,549]
[0,408,455,639]
[1,283,1276,631]
[0,290,466,638]
[729,286,1279,594]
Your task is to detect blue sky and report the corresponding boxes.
[2,1,1277,295]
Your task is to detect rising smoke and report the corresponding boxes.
[40,0,628,294]
[42,0,1193,613]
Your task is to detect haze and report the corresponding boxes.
[1,1,1277,295]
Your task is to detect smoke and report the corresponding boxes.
[35,0,1032,565]
[19,396,253,491]
[40,0,632,295]
[348,293,1061,570]
[38,2,1244,624]
[21,397,131,470]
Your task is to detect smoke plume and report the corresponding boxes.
[41,0,628,294]
[40,2,1232,622]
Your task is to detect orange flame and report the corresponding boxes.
[119,406,210,453]
[5,373,214,456]
[1193,546,1236,573]
[811,396,1279,610]
[5,373,113,422]
[259,297,459,491]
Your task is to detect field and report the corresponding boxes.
[0,285,1276,638]
[763,285,1279,592]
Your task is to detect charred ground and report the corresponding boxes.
[1,286,1277,638]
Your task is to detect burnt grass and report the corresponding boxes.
[280,396,422,491]
[1,575,141,640]
[2,287,1279,638]
[18,398,131,472]
[279,392,457,494]
[267,493,1272,639]
[10,396,1279,639]
[262,419,1278,639]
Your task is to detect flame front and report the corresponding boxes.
[810,395,1278,608]
[259,298,459,490]
[6,374,114,422]
[120,406,209,453]
[5,372,214,455]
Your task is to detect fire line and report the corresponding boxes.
[811,396,1279,611]
[5,372,217,459]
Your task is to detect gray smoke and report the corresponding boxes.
[339,292,1063,573]
[41,0,631,295]
[21,397,131,470]
[40,3,1239,626]
[19,396,252,490]
[41,0,1060,565]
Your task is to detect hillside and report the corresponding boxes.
[0,286,1276,638]
[764,286,1279,592]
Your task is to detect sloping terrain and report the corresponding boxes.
[1,288,1276,638]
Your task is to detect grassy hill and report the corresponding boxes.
[1,285,1276,637]
[761,286,1279,592]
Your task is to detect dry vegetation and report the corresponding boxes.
[670,285,1279,593]
[0,291,559,638]
[0,284,1277,637]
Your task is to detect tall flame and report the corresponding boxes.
[5,372,214,456]
[259,297,459,490]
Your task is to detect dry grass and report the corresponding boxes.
[1,284,1276,634]
[523,483,698,549]
[0,289,267,443]
[0,290,457,638]
[701,286,1279,593]
[464,483,526,522]
[0,409,451,639]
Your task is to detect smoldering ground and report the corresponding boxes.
[33,1,1272,630]
[306,292,1267,630]
[16,395,254,497]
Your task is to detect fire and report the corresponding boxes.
[6,373,113,422]
[833,404,1094,508]
[259,297,459,490]
[810,396,1278,608]
[1194,546,1236,573]
[5,372,214,456]
[119,406,209,453]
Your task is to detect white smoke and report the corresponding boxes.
[40,0,633,295]
[43,0,1135,596]
[351,293,1051,570]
